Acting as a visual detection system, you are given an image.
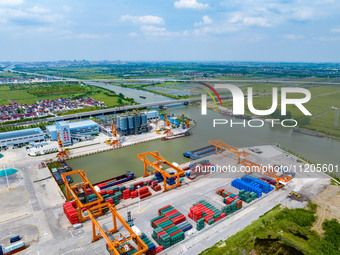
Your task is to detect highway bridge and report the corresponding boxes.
[3,96,218,127]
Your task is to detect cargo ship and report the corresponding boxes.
[183,145,222,159]
[93,171,135,188]
[293,129,324,138]
[161,132,192,140]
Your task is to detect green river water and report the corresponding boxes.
[67,106,340,183]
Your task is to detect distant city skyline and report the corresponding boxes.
[1,0,340,62]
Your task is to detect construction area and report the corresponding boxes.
[0,135,332,255]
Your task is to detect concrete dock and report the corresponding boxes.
[0,144,330,255]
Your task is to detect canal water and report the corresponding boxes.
[67,106,340,183]
[84,81,172,104]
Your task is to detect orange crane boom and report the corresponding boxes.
[56,132,69,160]
[61,170,104,222]
[87,203,148,255]
[137,151,184,191]
[208,140,250,163]
[110,123,121,148]
[163,115,173,136]
[240,159,291,189]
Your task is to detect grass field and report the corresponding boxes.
[200,204,324,255]
[0,82,134,107]
[239,85,340,137]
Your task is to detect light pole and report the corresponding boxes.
[137,185,141,212]
[4,166,9,188]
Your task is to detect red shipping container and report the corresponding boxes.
[236,200,242,208]
[140,192,151,199]
[99,189,106,195]
[157,231,166,238]
[221,213,226,218]
[107,190,114,195]
[163,224,175,230]
[164,210,179,217]
[107,198,114,205]
[156,246,163,253]
[158,205,171,215]
[226,198,234,204]
[172,215,185,224]
[169,229,182,237]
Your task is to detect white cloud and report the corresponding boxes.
[0,5,61,25]
[331,27,340,33]
[121,15,164,25]
[194,15,212,27]
[128,32,138,37]
[140,25,187,37]
[229,13,271,27]
[174,0,209,10]
[0,0,23,6]
[283,34,304,40]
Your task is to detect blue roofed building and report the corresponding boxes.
[46,119,99,146]
[0,128,45,149]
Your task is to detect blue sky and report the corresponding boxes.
[1,0,340,62]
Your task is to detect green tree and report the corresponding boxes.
[295,115,311,127]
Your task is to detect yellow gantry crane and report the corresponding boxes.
[137,151,185,191]
[56,132,69,160]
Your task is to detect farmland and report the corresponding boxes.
[200,202,340,255]
[0,82,135,107]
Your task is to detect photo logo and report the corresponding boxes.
[201,84,311,116]
[200,84,312,128]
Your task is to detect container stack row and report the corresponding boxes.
[140,233,157,255]
[239,189,257,203]
[63,202,79,224]
[151,205,190,250]
[188,200,225,227]
[231,179,262,198]
[241,175,274,194]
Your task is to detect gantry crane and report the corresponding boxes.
[110,123,121,148]
[56,132,69,160]
[163,115,173,136]
[87,203,148,255]
[137,151,185,191]
[61,170,149,255]
[61,170,104,222]
[240,159,291,190]
[208,140,250,163]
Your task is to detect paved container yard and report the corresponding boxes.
[0,144,331,255]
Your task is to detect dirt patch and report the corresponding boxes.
[311,185,340,235]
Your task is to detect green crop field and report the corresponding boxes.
[200,203,340,255]
[0,82,135,107]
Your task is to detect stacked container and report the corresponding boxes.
[188,200,225,224]
[150,205,188,250]
[231,179,262,198]
[140,233,156,255]
[123,189,130,199]
[196,218,205,231]
[63,202,79,224]
[241,175,274,194]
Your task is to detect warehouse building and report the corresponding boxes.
[0,128,45,149]
[46,120,99,146]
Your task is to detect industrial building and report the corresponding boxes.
[0,128,45,149]
[146,110,159,119]
[116,112,148,136]
[46,120,99,146]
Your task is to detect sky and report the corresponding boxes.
[1,0,340,62]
